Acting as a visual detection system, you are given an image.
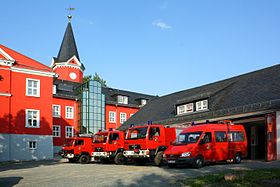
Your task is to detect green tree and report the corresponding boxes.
[83,75,92,83]
[83,73,107,87]
[93,72,107,87]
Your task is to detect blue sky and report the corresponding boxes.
[1,0,280,96]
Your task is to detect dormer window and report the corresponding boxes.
[177,103,194,115]
[176,99,208,115]
[117,95,128,104]
[196,100,208,111]
[141,99,147,106]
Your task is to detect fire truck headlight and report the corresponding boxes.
[181,152,191,158]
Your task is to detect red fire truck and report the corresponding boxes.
[91,130,125,164]
[121,124,176,166]
[164,123,248,168]
[59,135,94,164]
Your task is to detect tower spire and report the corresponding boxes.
[55,7,80,63]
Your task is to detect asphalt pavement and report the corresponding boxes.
[0,158,280,187]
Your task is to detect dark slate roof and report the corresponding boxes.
[121,64,280,130]
[102,87,156,108]
[55,22,80,62]
[53,79,81,99]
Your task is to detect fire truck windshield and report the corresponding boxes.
[174,131,202,145]
[126,127,148,139]
[93,134,108,143]
[64,139,74,146]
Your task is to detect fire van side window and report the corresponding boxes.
[215,131,227,142]
[228,131,245,142]
[203,132,212,143]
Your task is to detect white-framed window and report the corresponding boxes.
[29,141,37,150]
[117,95,128,104]
[26,78,40,97]
[53,125,61,137]
[52,105,61,118]
[141,99,147,106]
[177,105,186,115]
[65,106,74,119]
[186,103,194,112]
[120,113,127,124]
[109,111,116,123]
[196,100,208,111]
[53,85,57,94]
[66,126,74,138]
[26,109,40,128]
[177,103,194,115]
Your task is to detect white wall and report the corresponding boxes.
[0,134,53,161]
[0,134,10,162]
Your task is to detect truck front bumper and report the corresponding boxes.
[166,157,196,165]
[123,150,150,158]
[92,152,109,158]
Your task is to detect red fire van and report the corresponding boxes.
[164,123,247,168]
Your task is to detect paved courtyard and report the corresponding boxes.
[0,158,280,187]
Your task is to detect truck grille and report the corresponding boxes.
[95,147,103,152]
[129,144,141,150]
[166,154,180,159]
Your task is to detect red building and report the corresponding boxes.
[103,88,154,130]
[50,19,84,153]
[0,17,154,160]
[0,44,55,161]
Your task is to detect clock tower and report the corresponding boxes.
[51,15,84,83]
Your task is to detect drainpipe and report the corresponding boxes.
[115,104,118,130]
[8,67,12,161]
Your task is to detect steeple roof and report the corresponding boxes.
[56,21,80,62]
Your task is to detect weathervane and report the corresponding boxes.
[66,7,75,22]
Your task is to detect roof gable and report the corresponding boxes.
[0,44,52,72]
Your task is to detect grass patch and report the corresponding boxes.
[175,168,280,187]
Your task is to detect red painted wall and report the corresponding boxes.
[54,66,83,83]
[52,97,79,146]
[0,67,11,133]
[9,72,53,135]
[105,104,139,130]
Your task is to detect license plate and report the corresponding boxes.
[168,160,176,163]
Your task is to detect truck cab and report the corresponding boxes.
[91,130,125,164]
[164,123,247,168]
[59,136,94,164]
[121,124,176,166]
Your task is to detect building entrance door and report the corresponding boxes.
[243,120,265,160]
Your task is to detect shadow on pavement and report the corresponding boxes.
[113,173,172,187]
[0,158,66,172]
[0,177,23,187]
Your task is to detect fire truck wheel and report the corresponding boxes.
[114,152,125,165]
[79,155,90,164]
[154,151,164,166]
[233,153,242,164]
[68,158,76,163]
[193,156,204,168]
